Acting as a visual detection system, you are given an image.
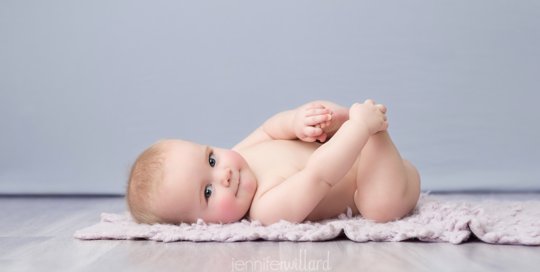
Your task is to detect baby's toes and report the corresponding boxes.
[377,104,387,114]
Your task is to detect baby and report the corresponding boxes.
[126,100,421,226]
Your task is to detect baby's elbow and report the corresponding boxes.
[250,208,306,226]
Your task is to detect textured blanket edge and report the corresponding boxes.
[73,192,540,245]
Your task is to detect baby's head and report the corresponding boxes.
[126,139,257,225]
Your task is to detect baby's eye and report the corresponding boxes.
[209,154,216,168]
[204,185,212,199]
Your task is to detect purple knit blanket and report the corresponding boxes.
[74,193,540,245]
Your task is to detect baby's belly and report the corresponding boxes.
[241,139,361,222]
[304,157,360,222]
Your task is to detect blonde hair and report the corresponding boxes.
[125,139,170,224]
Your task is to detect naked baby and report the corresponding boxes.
[126,100,421,226]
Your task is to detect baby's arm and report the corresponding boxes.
[249,100,388,225]
[232,101,349,151]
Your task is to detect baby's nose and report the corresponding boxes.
[220,168,232,187]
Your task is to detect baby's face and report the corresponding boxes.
[153,139,257,224]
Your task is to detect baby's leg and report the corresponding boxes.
[353,130,421,223]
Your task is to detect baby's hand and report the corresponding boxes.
[349,99,388,134]
[293,103,333,142]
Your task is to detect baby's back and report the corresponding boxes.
[237,140,360,222]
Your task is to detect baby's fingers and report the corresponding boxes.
[305,104,326,112]
[305,108,331,117]
[316,120,332,129]
[305,114,332,126]
[303,126,324,138]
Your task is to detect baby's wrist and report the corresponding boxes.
[348,119,371,135]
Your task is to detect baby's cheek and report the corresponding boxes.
[225,150,243,166]
[216,194,239,222]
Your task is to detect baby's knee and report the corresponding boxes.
[355,191,418,223]
[403,159,421,202]
[358,202,404,223]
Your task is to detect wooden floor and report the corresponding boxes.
[1,193,539,272]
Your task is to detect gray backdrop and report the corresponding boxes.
[1,1,539,194]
